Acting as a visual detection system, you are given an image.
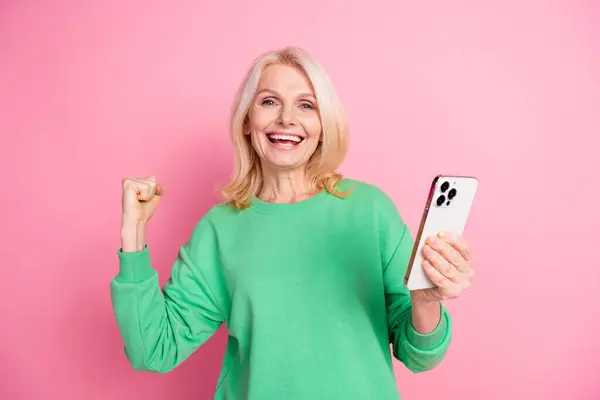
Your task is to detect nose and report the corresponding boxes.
[277,103,296,126]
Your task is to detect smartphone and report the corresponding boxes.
[404,175,479,291]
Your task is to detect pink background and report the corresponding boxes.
[1,1,599,399]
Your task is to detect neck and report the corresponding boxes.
[258,167,315,204]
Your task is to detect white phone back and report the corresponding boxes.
[405,175,479,291]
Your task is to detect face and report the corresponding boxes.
[245,63,322,172]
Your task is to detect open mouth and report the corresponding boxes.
[266,133,305,147]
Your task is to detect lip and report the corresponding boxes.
[264,131,305,150]
[265,131,306,140]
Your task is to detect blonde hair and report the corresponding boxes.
[220,46,351,210]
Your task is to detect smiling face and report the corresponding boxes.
[245,63,322,173]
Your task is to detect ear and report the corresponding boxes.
[243,116,250,135]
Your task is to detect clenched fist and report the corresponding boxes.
[121,176,165,225]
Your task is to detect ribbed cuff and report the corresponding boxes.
[115,245,155,283]
[406,304,449,351]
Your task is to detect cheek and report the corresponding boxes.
[249,132,266,155]
[301,113,322,138]
[247,107,276,131]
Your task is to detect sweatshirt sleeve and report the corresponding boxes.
[109,218,226,374]
[377,192,452,373]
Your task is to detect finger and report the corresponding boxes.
[122,178,145,197]
[423,260,463,300]
[438,231,472,264]
[138,177,157,190]
[422,244,458,281]
[136,181,155,201]
[150,184,165,206]
[122,177,162,201]
[426,235,464,269]
[422,259,453,288]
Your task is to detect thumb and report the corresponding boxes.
[150,184,165,206]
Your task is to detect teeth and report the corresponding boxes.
[269,134,302,143]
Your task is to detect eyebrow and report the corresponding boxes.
[256,88,316,99]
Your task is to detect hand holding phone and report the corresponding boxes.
[404,175,478,291]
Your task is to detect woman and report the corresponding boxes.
[111,46,474,399]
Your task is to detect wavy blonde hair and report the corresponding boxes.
[220,46,351,210]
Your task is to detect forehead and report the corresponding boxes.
[257,63,314,94]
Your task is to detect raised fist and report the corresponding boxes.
[121,176,165,224]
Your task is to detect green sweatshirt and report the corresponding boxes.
[110,179,451,399]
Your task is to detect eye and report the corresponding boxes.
[300,102,314,110]
[261,98,277,106]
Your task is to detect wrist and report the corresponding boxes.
[411,293,442,334]
[121,216,145,230]
[410,290,439,307]
[120,219,147,252]
[412,299,441,318]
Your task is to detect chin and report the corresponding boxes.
[263,155,309,171]
[260,138,318,169]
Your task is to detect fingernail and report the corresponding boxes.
[438,231,445,238]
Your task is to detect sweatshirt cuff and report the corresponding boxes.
[406,303,450,351]
[115,245,155,283]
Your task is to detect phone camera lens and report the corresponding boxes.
[448,188,457,199]
[441,182,450,192]
[436,195,446,206]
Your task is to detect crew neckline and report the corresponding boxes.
[249,189,331,214]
